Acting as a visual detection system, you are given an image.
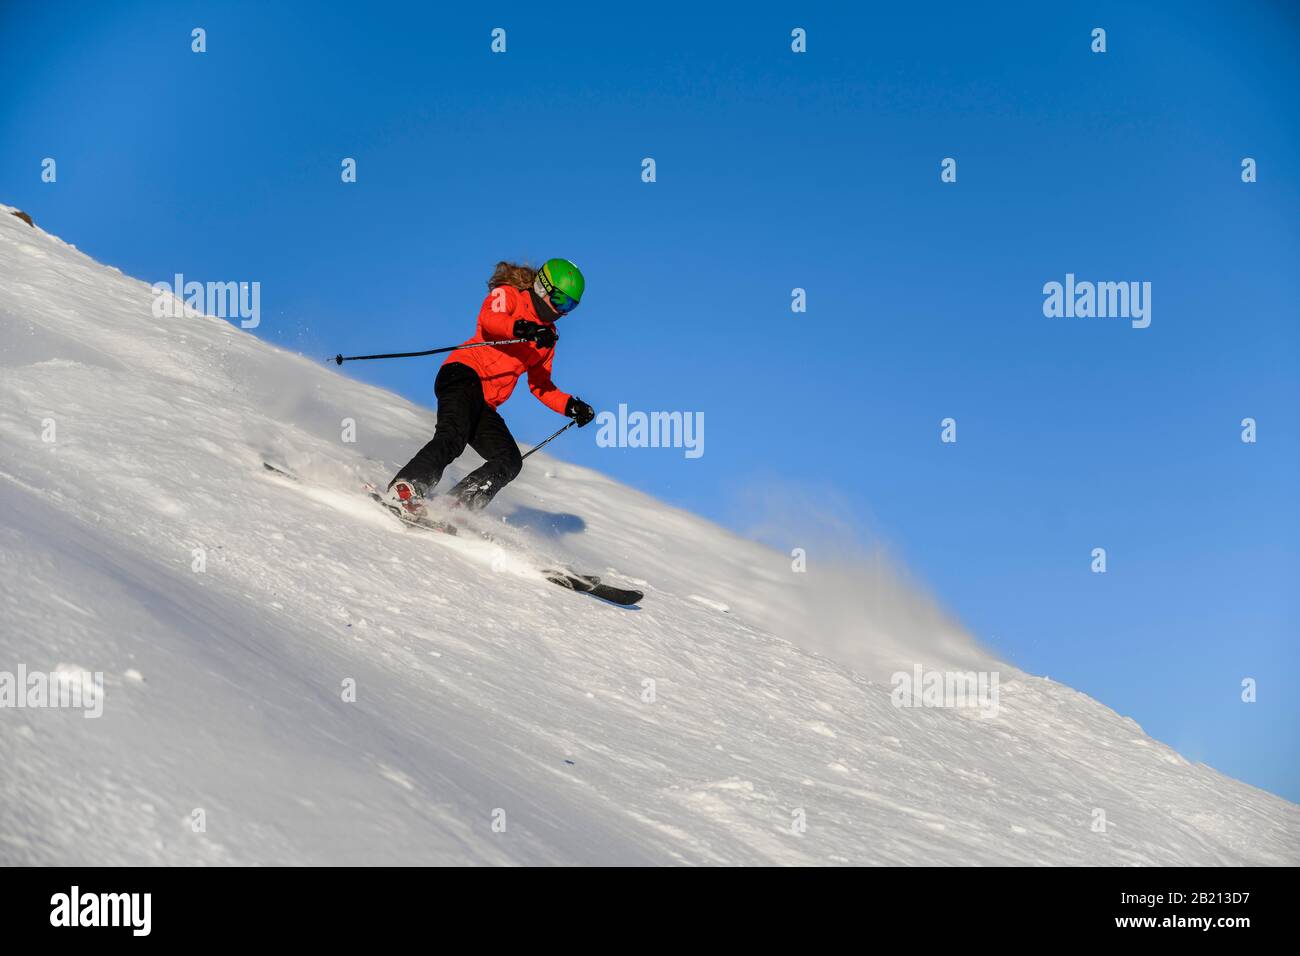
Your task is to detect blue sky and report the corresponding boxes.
[3,1,1297,801]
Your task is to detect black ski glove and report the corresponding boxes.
[565,396,595,427]
[513,319,557,349]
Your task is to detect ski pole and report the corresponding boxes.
[522,420,577,461]
[333,338,528,365]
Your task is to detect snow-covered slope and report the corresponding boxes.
[1,206,1296,866]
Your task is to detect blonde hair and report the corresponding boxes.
[487,260,536,292]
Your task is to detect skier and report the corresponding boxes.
[386,259,595,515]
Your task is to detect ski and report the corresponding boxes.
[543,571,644,607]
[370,490,643,604]
[262,461,299,481]
[266,464,642,605]
[365,489,460,535]
[365,483,644,603]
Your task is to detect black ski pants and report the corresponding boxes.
[395,362,523,510]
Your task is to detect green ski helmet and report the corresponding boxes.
[534,258,584,315]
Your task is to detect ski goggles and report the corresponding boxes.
[535,270,580,315]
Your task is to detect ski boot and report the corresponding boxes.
[386,476,432,518]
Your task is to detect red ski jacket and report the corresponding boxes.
[443,285,571,415]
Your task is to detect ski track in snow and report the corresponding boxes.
[1,206,1297,865]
